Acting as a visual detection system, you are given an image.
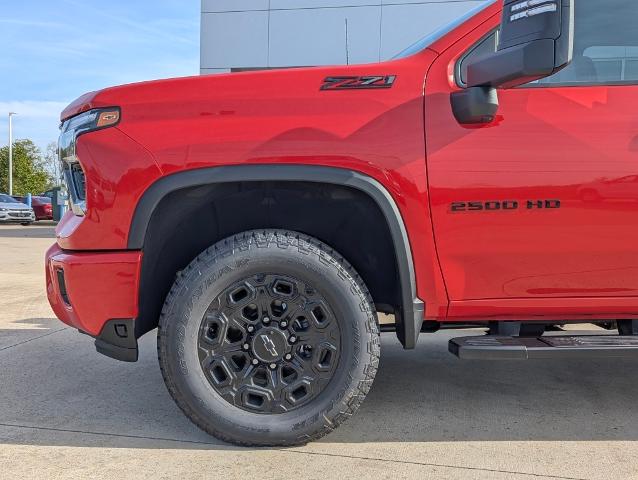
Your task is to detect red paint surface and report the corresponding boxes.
[46,244,142,335]
[425,8,638,320]
[36,201,53,221]
[54,46,449,320]
[48,1,638,332]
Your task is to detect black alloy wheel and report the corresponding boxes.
[198,273,341,413]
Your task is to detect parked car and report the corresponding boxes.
[0,193,35,225]
[46,0,638,447]
[12,196,53,221]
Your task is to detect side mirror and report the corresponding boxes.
[452,0,574,124]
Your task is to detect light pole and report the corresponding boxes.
[8,112,17,195]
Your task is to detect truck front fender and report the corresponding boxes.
[128,164,424,348]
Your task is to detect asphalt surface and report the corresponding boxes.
[1,223,637,479]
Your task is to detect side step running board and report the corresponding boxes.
[449,335,638,360]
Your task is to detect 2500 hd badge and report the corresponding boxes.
[450,200,561,212]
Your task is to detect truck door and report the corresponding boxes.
[425,0,638,303]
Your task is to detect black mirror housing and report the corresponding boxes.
[467,0,574,89]
[452,0,574,125]
[451,86,499,124]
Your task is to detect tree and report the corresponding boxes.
[43,141,62,185]
[0,139,54,195]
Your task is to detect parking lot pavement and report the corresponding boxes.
[1,224,638,480]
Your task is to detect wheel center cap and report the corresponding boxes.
[251,327,287,363]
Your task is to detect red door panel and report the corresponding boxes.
[425,21,638,302]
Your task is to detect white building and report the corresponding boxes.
[201,0,489,74]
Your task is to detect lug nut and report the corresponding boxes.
[269,363,277,370]
[247,325,255,333]
[242,343,250,351]
[289,335,297,344]
[280,320,288,328]
[252,358,259,366]
[263,316,271,324]
[284,353,293,361]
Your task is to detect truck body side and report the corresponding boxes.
[47,0,638,352]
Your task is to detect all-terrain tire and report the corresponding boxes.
[157,229,380,446]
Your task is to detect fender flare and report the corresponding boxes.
[128,165,424,348]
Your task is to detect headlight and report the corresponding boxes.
[59,107,120,215]
[0,208,7,212]
[59,108,120,164]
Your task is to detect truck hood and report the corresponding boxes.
[60,0,499,123]
[60,57,436,123]
[61,90,102,121]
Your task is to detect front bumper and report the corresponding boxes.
[45,244,142,359]
[0,210,35,222]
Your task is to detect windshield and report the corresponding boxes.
[0,194,18,203]
[393,0,497,59]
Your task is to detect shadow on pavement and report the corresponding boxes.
[1,326,637,449]
[0,318,65,351]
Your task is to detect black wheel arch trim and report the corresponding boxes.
[128,165,424,349]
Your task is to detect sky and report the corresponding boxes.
[0,0,200,151]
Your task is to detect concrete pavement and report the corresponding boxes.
[1,224,637,479]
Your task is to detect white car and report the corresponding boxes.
[0,193,35,225]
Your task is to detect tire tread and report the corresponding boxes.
[157,229,380,447]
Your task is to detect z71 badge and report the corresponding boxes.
[320,75,396,91]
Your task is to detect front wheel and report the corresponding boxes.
[158,230,380,446]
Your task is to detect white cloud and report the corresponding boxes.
[0,18,65,28]
[0,101,69,151]
[0,101,67,119]
[0,1,200,151]
[62,0,198,46]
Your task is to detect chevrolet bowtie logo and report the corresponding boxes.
[260,335,278,357]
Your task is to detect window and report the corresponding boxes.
[393,1,497,60]
[457,30,498,86]
[457,0,638,87]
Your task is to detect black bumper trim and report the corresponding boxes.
[94,319,138,362]
[450,334,638,360]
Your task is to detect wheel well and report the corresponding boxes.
[135,181,402,339]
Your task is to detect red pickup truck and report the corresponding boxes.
[46,0,638,446]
